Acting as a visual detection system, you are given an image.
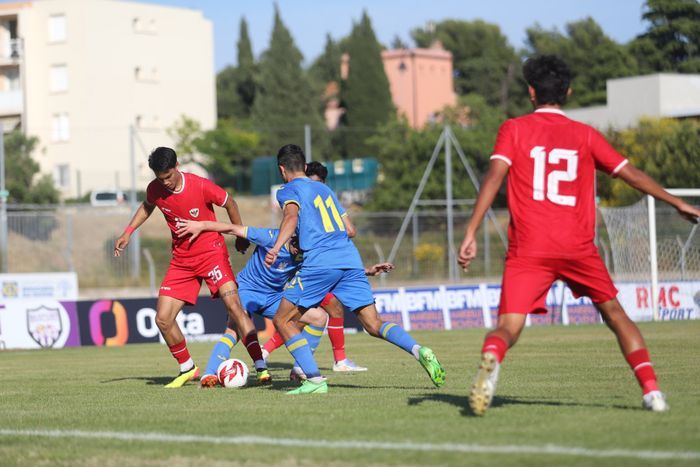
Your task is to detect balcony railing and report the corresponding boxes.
[1,38,22,61]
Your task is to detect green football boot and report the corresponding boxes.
[418,347,446,388]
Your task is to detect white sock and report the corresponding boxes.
[411,345,421,360]
[254,359,266,371]
[179,358,194,372]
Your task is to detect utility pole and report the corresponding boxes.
[0,123,8,273]
[129,125,141,278]
[304,124,312,163]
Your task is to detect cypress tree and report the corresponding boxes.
[252,6,324,154]
[339,11,394,156]
[236,18,256,116]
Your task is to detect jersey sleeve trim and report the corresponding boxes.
[216,192,229,207]
[242,226,249,238]
[490,154,512,166]
[283,200,300,208]
[341,212,348,218]
[611,159,629,176]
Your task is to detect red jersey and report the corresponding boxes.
[146,172,229,259]
[492,109,628,258]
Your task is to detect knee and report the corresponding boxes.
[363,318,383,338]
[155,313,172,332]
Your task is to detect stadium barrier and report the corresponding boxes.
[1,278,698,350]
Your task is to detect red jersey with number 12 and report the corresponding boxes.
[146,172,229,259]
[491,109,628,258]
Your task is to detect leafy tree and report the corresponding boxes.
[251,6,326,155]
[597,118,700,206]
[4,131,59,204]
[339,11,395,156]
[366,94,505,211]
[629,0,700,73]
[216,18,257,120]
[412,20,527,116]
[167,116,259,190]
[526,18,638,107]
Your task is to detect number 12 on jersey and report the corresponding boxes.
[530,146,578,206]
[314,195,346,233]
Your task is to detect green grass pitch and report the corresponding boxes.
[1,321,699,466]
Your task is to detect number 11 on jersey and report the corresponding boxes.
[314,195,346,233]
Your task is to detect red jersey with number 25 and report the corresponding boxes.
[492,109,628,259]
[146,172,229,259]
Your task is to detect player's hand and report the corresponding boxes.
[365,262,395,276]
[458,234,478,272]
[676,201,700,224]
[175,219,204,242]
[235,236,250,254]
[113,235,129,257]
[264,247,279,268]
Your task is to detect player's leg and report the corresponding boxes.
[273,298,326,394]
[200,320,238,388]
[289,307,327,380]
[333,269,445,387]
[563,255,668,411]
[469,256,553,415]
[323,293,366,372]
[156,295,201,388]
[157,261,202,388]
[217,281,270,383]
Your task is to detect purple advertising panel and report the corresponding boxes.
[445,285,485,329]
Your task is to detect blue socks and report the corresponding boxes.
[301,324,325,354]
[285,334,320,378]
[204,333,236,376]
[379,322,417,355]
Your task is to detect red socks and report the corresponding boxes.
[168,339,191,364]
[482,335,508,363]
[242,333,264,364]
[263,332,285,354]
[625,348,659,394]
[327,317,346,363]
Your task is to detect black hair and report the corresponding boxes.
[305,161,328,182]
[148,147,178,173]
[276,144,306,172]
[522,55,571,106]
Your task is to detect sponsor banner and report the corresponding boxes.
[617,281,700,322]
[75,297,365,347]
[373,289,407,329]
[401,287,447,330]
[0,300,81,349]
[0,273,78,301]
[444,285,487,330]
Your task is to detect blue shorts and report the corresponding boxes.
[283,268,375,312]
[238,287,282,320]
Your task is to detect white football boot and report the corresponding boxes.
[469,352,500,416]
[642,390,669,412]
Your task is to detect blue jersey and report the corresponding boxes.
[236,227,300,292]
[276,177,363,270]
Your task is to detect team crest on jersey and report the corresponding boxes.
[189,208,199,218]
[276,261,288,271]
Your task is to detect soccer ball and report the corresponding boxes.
[217,358,249,388]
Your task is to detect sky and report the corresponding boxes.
[129,0,649,71]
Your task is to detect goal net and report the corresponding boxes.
[598,189,700,321]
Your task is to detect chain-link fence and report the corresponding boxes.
[2,202,516,291]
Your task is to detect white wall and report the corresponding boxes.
[20,0,215,198]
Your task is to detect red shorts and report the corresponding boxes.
[160,252,236,305]
[320,292,335,308]
[499,254,618,315]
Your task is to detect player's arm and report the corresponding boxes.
[222,195,250,253]
[616,164,700,223]
[175,220,245,242]
[265,202,299,267]
[458,159,509,271]
[113,201,155,257]
[365,262,394,276]
[342,213,357,238]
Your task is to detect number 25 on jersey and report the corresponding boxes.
[314,195,346,233]
[530,146,579,207]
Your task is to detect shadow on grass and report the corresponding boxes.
[407,393,638,417]
[100,376,176,385]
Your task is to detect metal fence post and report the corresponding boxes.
[0,123,8,273]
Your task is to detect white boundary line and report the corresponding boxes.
[1,428,699,461]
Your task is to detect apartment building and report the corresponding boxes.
[0,0,215,198]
